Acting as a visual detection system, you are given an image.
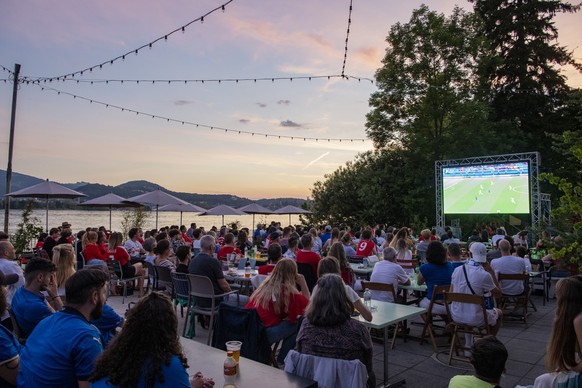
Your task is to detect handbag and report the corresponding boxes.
[462,265,495,309]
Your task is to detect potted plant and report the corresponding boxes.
[10,201,44,258]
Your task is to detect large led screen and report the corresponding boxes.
[443,162,530,214]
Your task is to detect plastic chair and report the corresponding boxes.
[183,274,239,345]
[444,292,491,364]
[142,261,157,292]
[171,272,194,337]
[155,265,174,296]
[106,260,141,304]
[419,284,451,352]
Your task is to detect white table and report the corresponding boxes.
[353,300,426,387]
[180,337,317,387]
[350,263,373,277]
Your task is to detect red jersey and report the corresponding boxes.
[258,264,276,275]
[217,246,241,261]
[296,250,320,277]
[182,233,192,243]
[245,289,308,327]
[110,246,130,266]
[356,239,375,257]
[82,244,109,261]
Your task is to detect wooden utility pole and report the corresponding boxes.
[4,63,21,233]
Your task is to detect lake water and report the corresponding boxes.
[0,209,303,234]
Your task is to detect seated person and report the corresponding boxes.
[90,293,214,388]
[142,237,157,266]
[315,257,371,321]
[0,271,21,387]
[297,274,375,388]
[259,243,282,275]
[418,241,455,315]
[175,246,192,273]
[448,336,508,388]
[245,260,309,365]
[18,268,108,387]
[123,228,146,258]
[369,247,410,303]
[217,233,241,261]
[82,231,109,268]
[11,258,64,338]
[491,239,527,296]
[283,237,299,260]
[154,240,176,273]
[108,232,145,297]
[443,230,461,245]
[296,234,321,278]
[355,229,377,258]
[90,304,124,347]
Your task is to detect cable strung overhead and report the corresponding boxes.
[36,85,369,143]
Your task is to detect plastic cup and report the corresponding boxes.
[226,341,242,363]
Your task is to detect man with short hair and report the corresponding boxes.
[217,233,241,261]
[296,234,321,277]
[485,238,503,262]
[447,243,465,269]
[42,228,60,260]
[0,241,24,328]
[490,239,527,295]
[320,225,332,246]
[449,335,508,388]
[18,268,108,387]
[283,237,299,260]
[124,228,145,257]
[259,243,282,275]
[11,258,64,338]
[443,230,461,245]
[491,228,506,248]
[355,229,377,258]
[369,247,410,302]
[188,235,233,308]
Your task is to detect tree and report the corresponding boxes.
[470,0,581,168]
[366,5,487,162]
[11,202,44,255]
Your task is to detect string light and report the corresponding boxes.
[23,74,375,85]
[21,0,235,84]
[341,0,354,77]
[35,85,369,143]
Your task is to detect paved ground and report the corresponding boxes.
[107,291,554,388]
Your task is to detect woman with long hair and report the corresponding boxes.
[108,232,145,297]
[309,228,322,254]
[322,227,340,255]
[154,239,176,272]
[90,292,214,388]
[417,241,455,315]
[82,231,109,269]
[328,242,355,286]
[532,277,582,386]
[245,259,310,365]
[235,230,252,255]
[297,274,375,387]
[341,233,357,258]
[52,244,76,289]
[316,257,371,321]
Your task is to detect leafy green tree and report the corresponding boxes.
[366,5,486,161]
[11,202,44,255]
[470,0,581,168]
[120,207,149,240]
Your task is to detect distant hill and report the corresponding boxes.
[0,170,306,210]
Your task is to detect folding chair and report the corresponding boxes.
[183,274,239,345]
[444,292,491,364]
[498,273,532,323]
[419,284,451,352]
[142,261,157,292]
[361,281,402,349]
[106,260,141,304]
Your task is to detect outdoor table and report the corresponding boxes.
[223,269,258,295]
[180,337,317,388]
[352,300,426,387]
[350,262,373,278]
[399,281,427,305]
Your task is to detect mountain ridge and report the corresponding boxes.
[0,170,306,210]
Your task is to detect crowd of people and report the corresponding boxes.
[0,219,578,387]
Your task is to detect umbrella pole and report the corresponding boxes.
[222,215,224,226]
[289,214,291,226]
[45,197,49,232]
[156,205,159,230]
[252,214,255,230]
[109,206,112,231]
[180,211,183,226]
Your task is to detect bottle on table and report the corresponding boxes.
[244,260,251,278]
[363,288,372,308]
[224,350,237,386]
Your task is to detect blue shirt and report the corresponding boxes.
[90,354,190,387]
[11,287,52,338]
[18,307,103,388]
[0,324,20,388]
[320,232,331,245]
[90,304,123,347]
[419,262,454,300]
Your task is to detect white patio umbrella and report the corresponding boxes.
[238,203,273,229]
[126,190,190,229]
[5,179,87,231]
[198,205,247,226]
[78,193,142,230]
[273,205,311,225]
[158,203,207,226]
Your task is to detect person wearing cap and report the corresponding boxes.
[0,241,25,330]
[449,242,503,338]
[10,258,64,339]
[320,225,332,246]
[17,268,108,387]
[0,271,21,386]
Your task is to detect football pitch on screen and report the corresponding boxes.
[443,176,529,214]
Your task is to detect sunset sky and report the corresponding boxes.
[1,0,580,199]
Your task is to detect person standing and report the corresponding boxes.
[18,268,109,387]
